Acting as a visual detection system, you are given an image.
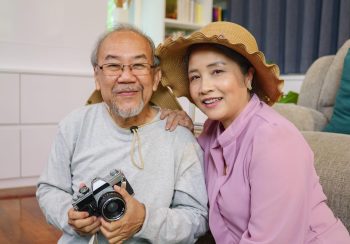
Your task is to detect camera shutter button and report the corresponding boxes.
[79,186,89,194]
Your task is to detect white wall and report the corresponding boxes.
[280,74,304,93]
[129,0,165,46]
[0,0,108,73]
[0,0,108,189]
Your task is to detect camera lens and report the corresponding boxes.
[106,201,119,213]
[99,191,126,221]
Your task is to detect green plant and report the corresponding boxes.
[278,91,299,104]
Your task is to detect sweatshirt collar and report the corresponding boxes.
[103,103,161,136]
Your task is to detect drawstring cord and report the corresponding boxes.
[105,103,159,170]
[130,126,144,170]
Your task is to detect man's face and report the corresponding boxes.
[94,31,160,120]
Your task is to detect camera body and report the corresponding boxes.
[72,169,134,221]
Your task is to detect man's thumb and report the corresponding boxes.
[113,184,130,200]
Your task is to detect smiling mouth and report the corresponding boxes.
[117,90,138,95]
[202,97,223,105]
[113,85,142,96]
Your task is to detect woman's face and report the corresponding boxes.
[188,46,253,128]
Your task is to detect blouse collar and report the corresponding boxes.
[215,94,262,147]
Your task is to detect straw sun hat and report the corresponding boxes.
[155,21,284,106]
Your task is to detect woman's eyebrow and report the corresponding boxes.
[207,61,226,68]
[188,68,198,74]
[188,61,226,74]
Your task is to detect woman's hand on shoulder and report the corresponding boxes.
[160,108,194,133]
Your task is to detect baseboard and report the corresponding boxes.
[0,186,36,200]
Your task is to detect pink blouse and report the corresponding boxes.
[198,95,350,243]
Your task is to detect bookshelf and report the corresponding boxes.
[129,0,227,44]
[164,0,213,39]
[164,18,204,30]
[212,0,229,21]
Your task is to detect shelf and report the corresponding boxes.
[165,18,204,30]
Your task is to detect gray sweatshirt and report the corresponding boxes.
[36,103,208,244]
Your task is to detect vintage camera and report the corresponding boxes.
[72,169,134,221]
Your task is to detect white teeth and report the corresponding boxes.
[203,98,222,104]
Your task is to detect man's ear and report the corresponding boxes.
[94,67,101,91]
[152,67,162,92]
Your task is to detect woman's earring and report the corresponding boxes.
[246,80,252,91]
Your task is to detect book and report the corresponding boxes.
[166,0,177,19]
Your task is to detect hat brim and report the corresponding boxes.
[156,31,284,105]
[86,83,182,110]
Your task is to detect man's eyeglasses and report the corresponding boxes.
[97,63,156,76]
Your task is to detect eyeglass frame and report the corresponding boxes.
[96,62,157,76]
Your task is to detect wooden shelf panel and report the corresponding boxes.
[165,18,204,30]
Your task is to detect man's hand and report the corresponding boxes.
[68,208,101,236]
[100,185,146,244]
[160,108,194,132]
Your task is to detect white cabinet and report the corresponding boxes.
[0,127,20,179]
[0,70,95,189]
[0,73,20,124]
[21,126,58,177]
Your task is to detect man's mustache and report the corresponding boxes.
[112,85,143,94]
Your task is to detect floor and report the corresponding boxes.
[0,187,61,244]
[0,187,216,244]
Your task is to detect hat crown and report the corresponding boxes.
[200,22,259,53]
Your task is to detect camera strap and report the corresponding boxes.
[88,233,99,244]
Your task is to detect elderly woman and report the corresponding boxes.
[158,21,350,243]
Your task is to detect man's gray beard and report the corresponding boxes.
[110,99,145,119]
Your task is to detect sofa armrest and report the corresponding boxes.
[273,103,328,131]
[302,131,350,232]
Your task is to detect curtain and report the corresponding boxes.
[227,0,350,74]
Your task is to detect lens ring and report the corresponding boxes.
[99,192,126,221]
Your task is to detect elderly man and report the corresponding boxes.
[36,24,208,244]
